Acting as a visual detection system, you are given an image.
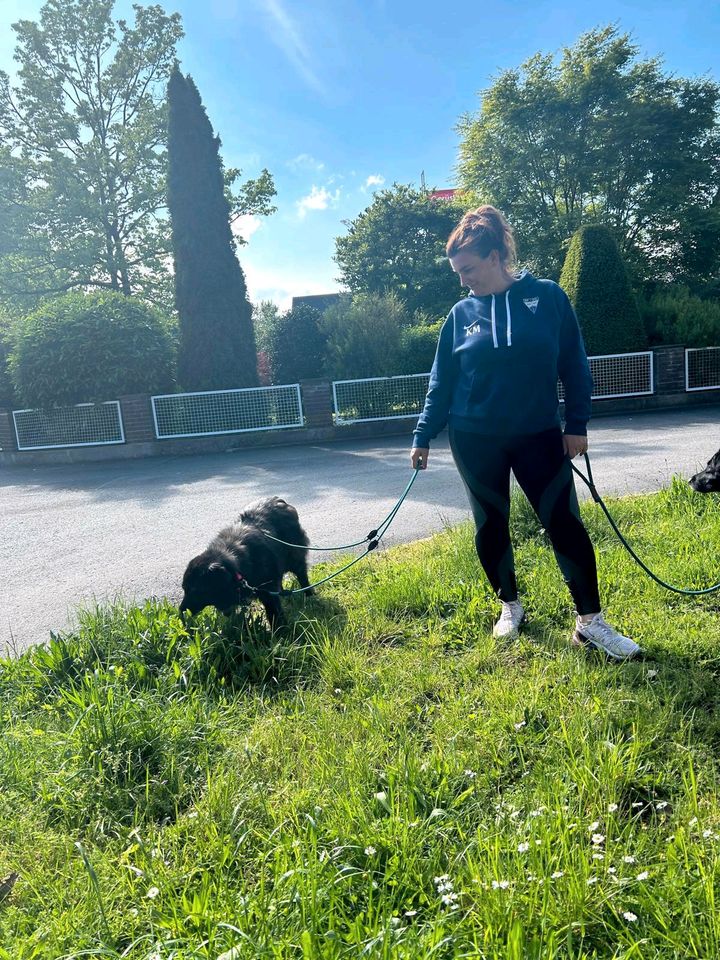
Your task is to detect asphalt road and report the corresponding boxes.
[2,405,718,654]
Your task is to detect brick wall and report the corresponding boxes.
[0,409,16,451]
[653,345,686,395]
[300,378,334,428]
[119,394,156,443]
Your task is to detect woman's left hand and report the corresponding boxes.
[563,433,588,459]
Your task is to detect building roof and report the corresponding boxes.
[291,293,343,313]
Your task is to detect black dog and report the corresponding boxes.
[179,497,313,626]
[689,449,720,493]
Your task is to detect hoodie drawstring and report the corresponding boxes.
[490,295,498,348]
[490,292,512,348]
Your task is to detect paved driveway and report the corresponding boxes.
[2,405,718,654]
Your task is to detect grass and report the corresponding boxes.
[1,476,720,958]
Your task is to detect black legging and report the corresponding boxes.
[449,426,601,615]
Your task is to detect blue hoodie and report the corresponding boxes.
[412,271,592,447]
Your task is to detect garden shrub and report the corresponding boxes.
[560,224,646,356]
[9,292,176,407]
[0,314,16,408]
[263,303,328,384]
[396,320,443,374]
[640,285,720,347]
[321,292,410,379]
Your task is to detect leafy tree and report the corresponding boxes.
[457,26,720,286]
[335,184,467,319]
[321,292,409,379]
[559,224,646,355]
[0,312,16,408]
[252,299,281,355]
[168,68,263,391]
[8,291,176,407]
[0,0,275,314]
[264,304,328,384]
[0,0,183,308]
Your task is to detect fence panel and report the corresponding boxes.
[333,374,431,424]
[334,353,654,425]
[558,351,654,401]
[12,402,125,450]
[151,384,303,439]
[686,347,720,392]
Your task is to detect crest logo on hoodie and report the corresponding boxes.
[523,297,539,315]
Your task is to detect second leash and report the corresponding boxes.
[571,453,720,596]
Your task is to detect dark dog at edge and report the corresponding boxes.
[179,497,314,626]
[689,449,720,493]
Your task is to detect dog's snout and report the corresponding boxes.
[689,469,720,493]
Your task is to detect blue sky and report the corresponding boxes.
[0,0,718,308]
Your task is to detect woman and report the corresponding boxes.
[411,205,640,660]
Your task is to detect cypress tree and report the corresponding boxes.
[167,68,258,390]
[559,225,646,356]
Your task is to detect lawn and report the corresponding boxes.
[1,477,720,959]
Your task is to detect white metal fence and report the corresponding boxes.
[686,347,720,392]
[12,402,125,450]
[333,374,431,425]
[558,351,654,401]
[5,349,717,452]
[333,353,654,424]
[151,384,304,439]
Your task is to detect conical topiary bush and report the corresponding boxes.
[559,224,646,356]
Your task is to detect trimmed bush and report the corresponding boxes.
[559,224,646,356]
[396,321,444,374]
[9,292,176,408]
[641,285,720,347]
[321,292,410,379]
[264,303,328,384]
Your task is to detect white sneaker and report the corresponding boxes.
[572,613,642,661]
[493,600,525,639]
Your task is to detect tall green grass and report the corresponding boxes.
[1,477,720,958]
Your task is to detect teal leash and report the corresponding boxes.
[261,467,421,553]
[571,453,720,596]
[251,466,422,597]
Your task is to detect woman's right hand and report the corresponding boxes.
[411,447,429,470]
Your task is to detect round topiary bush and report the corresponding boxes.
[559,224,646,356]
[9,292,177,407]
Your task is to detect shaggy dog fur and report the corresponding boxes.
[689,449,720,493]
[179,497,313,626]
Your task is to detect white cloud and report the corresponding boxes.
[287,153,325,172]
[253,0,326,96]
[231,214,263,242]
[296,185,341,219]
[242,260,341,311]
[364,174,385,190]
